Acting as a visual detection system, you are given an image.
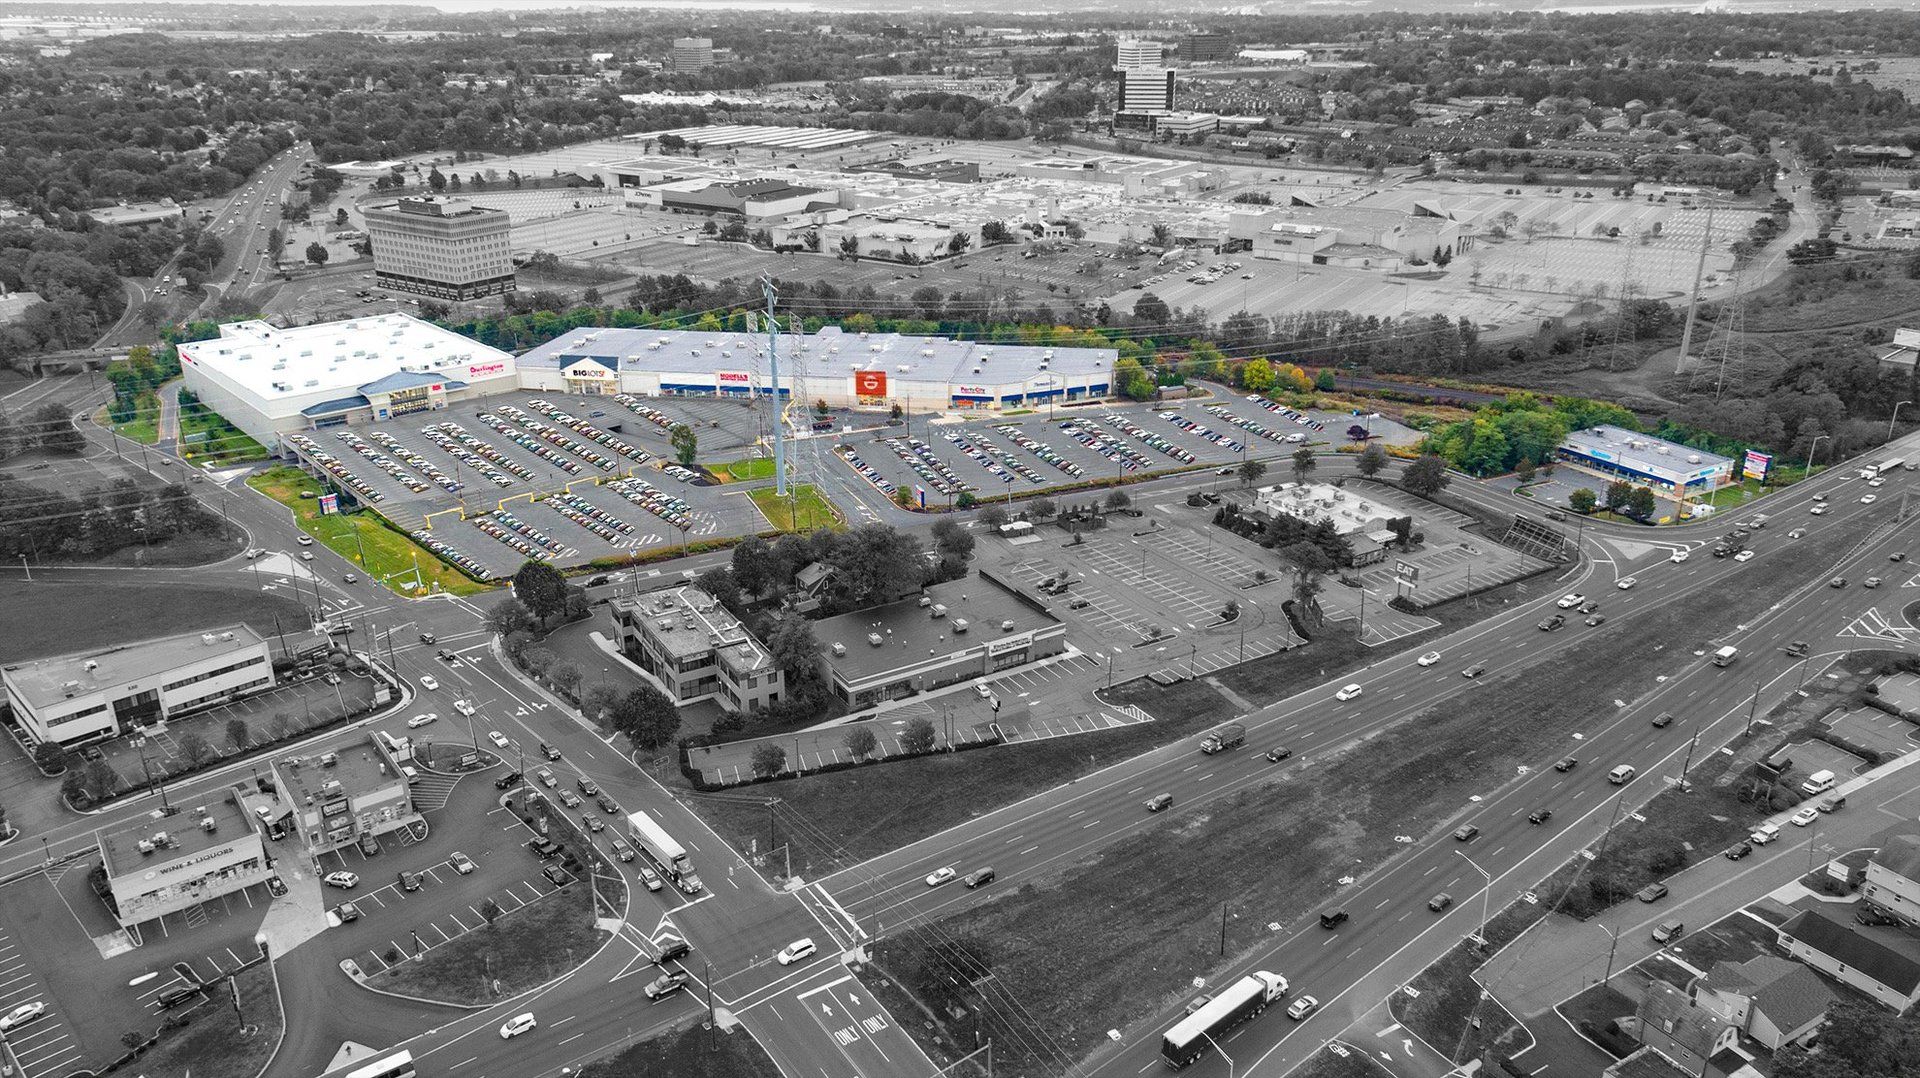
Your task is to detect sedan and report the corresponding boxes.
[1863,494,1879,504]
[1894,552,1908,562]
[1556,593,1586,609]
[777,938,818,966]
[557,789,582,809]
[1791,806,1820,827]
[1585,615,1607,627]
[1145,793,1174,812]
[1734,550,1756,563]
[488,731,510,748]
[582,815,605,833]
[1335,684,1363,702]
[453,700,476,717]
[1830,577,1848,589]
[1636,883,1670,903]
[1788,528,1807,539]
[1616,576,1637,590]
[0,1002,46,1033]
[1286,995,1319,1020]
[499,1013,537,1039]
[419,675,439,691]
[597,794,619,814]
[1724,841,1752,860]
[1528,809,1553,825]
[1555,757,1579,772]
[1652,712,1675,728]
[1538,615,1566,632]
[1671,550,1692,562]
[323,871,360,889]
[1453,824,1480,842]
[406,713,437,729]
[1416,651,1441,667]
[1810,505,1828,515]
[1461,663,1488,679]
[925,867,957,887]
[449,851,476,874]
[1867,577,1885,589]
[1265,747,1293,763]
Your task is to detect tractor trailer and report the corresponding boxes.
[1199,722,1245,754]
[627,810,704,894]
[1161,971,1289,1067]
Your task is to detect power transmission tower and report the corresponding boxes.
[1707,266,1749,404]
[1673,200,1719,374]
[1607,228,1639,372]
[761,277,789,497]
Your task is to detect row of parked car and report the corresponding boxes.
[944,429,1047,486]
[1204,403,1308,446]
[841,447,901,499]
[365,429,463,493]
[496,404,619,472]
[335,430,432,494]
[609,476,695,530]
[478,412,585,475]
[285,433,385,505]
[1245,394,1330,434]
[526,398,650,462]
[879,436,972,497]
[552,493,635,543]
[422,421,535,483]
[1058,417,1148,471]
[1157,410,1245,454]
[409,530,497,581]
[992,424,1085,477]
[1100,412,1197,464]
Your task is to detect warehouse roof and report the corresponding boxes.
[178,314,513,405]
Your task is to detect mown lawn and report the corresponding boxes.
[747,483,844,531]
[719,457,776,482]
[110,391,160,445]
[247,465,493,596]
[130,960,282,1078]
[369,878,607,1005]
[578,1023,780,1078]
[178,404,269,466]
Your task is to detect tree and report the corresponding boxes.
[900,717,938,755]
[669,423,698,467]
[1516,459,1537,483]
[1627,486,1658,519]
[32,742,67,774]
[610,684,678,750]
[1031,496,1058,519]
[1240,458,1268,487]
[1133,292,1171,326]
[548,661,582,697]
[512,560,571,628]
[1603,479,1634,513]
[1776,1000,1920,1078]
[1291,447,1316,483]
[1346,424,1370,442]
[1105,490,1132,512]
[979,504,1009,529]
[844,726,878,761]
[304,241,329,266]
[1314,368,1337,391]
[1355,443,1389,478]
[1241,357,1276,393]
[980,220,1010,245]
[179,732,215,768]
[267,226,286,260]
[1402,455,1451,497]
[764,614,823,684]
[947,231,972,256]
[480,898,501,925]
[1569,487,1597,514]
[580,683,619,729]
[930,518,975,566]
[838,235,860,262]
[485,597,537,637]
[226,718,250,751]
[751,743,787,777]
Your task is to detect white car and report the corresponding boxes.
[300,551,314,561]
[454,700,476,717]
[1870,477,1887,487]
[1810,505,1827,515]
[975,683,993,699]
[925,867,957,887]
[1287,995,1319,1020]
[406,713,437,729]
[0,1002,46,1033]
[1556,593,1585,609]
[1734,550,1756,562]
[419,675,439,691]
[1670,550,1690,563]
[498,1013,537,1039]
[1416,651,1441,667]
[1616,576,1637,590]
[297,535,314,546]
[487,731,509,748]
[1790,807,1820,827]
[1863,494,1879,504]
[777,938,818,965]
[1335,683,1363,702]
[323,871,359,889]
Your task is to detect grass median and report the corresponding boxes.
[248,465,492,596]
[1292,1046,1400,1078]
[717,457,776,482]
[578,1022,781,1078]
[367,877,607,1005]
[179,407,269,466]
[108,391,160,445]
[746,483,843,531]
[866,507,1880,1075]
[131,960,281,1078]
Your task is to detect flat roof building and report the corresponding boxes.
[1116,66,1176,114]
[98,795,272,927]
[271,735,419,856]
[179,314,519,450]
[610,585,783,714]
[362,195,515,302]
[671,37,714,73]
[1556,425,1735,496]
[1253,482,1408,566]
[815,572,1066,709]
[4,625,274,748]
[518,324,1115,412]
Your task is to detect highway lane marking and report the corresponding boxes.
[553,1015,577,1026]
[450,1058,476,1069]
[1082,821,1099,829]
[1021,845,1039,855]
[1005,834,1026,844]
[559,1033,584,1045]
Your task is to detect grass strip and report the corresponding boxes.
[719,458,776,482]
[367,878,607,1005]
[746,483,844,532]
[131,960,282,1078]
[248,465,492,596]
[110,391,160,445]
[578,1021,782,1078]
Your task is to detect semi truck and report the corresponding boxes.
[1199,722,1245,754]
[1713,645,1738,667]
[627,810,704,895]
[1161,971,1289,1067]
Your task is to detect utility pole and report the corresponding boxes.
[1744,676,1764,735]
[1217,899,1229,956]
[763,277,788,497]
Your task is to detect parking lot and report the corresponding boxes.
[281,389,775,576]
[0,917,85,1078]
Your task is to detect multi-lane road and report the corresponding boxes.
[8,367,1919,1078]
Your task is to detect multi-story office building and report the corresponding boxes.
[362,196,515,302]
[98,794,274,927]
[671,37,715,72]
[1182,33,1232,62]
[1115,39,1164,68]
[611,586,783,714]
[4,626,275,748]
[1116,67,1177,114]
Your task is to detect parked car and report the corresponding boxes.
[397,871,422,892]
[541,864,571,886]
[449,851,476,874]
[493,770,523,790]
[0,1002,47,1033]
[336,902,360,922]
[323,871,359,889]
[1791,806,1821,827]
[1652,920,1685,943]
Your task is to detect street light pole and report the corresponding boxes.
[1456,850,1492,947]
[1892,401,1913,444]
[1199,1031,1235,1078]
[1598,923,1622,988]
[1804,434,1829,477]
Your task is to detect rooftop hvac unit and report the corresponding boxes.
[921,349,935,357]
[867,632,885,647]
[952,619,969,633]
[321,780,343,795]
[1001,619,1015,630]
[831,642,847,656]
[919,595,932,607]
[137,839,156,855]
[931,604,948,618]
[1687,454,1702,464]
[84,659,98,671]
[61,680,80,695]
[200,816,217,832]
[202,633,218,645]
[319,752,339,767]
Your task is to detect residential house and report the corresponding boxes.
[1689,955,1838,1049]
[1861,823,1920,925]
[1779,907,1920,1013]
[1625,981,1742,1076]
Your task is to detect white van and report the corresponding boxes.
[1608,764,1637,785]
[1800,769,1836,795]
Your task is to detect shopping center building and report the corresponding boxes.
[97,796,273,928]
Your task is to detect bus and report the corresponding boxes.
[339,1050,414,1078]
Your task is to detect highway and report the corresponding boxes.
[8,366,1919,1078]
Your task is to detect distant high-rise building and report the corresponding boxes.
[1116,66,1177,114]
[1115,39,1164,69]
[1183,33,1232,62]
[671,37,715,72]
[363,196,514,302]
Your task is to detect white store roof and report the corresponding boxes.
[178,315,515,405]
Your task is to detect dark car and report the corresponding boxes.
[266,876,288,897]
[1265,747,1294,763]
[1539,615,1566,632]
[1462,663,1488,679]
[963,867,996,888]
[540,743,562,761]
[157,987,204,1009]
[1652,713,1675,728]
[1528,809,1553,825]
[1636,882,1670,903]
[541,863,572,887]
[1429,892,1453,912]
[1725,842,1753,860]
[577,776,600,796]
[597,793,619,814]
[1319,910,1349,929]
[528,838,562,859]
[494,770,524,790]
[1577,601,1599,614]
[1857,906,1903,927]
[1453,824,1480,842]
[644,971,689,1001]
[1145,793,1173,812]
[1554,757,1578,772]
[397,870,422,892]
